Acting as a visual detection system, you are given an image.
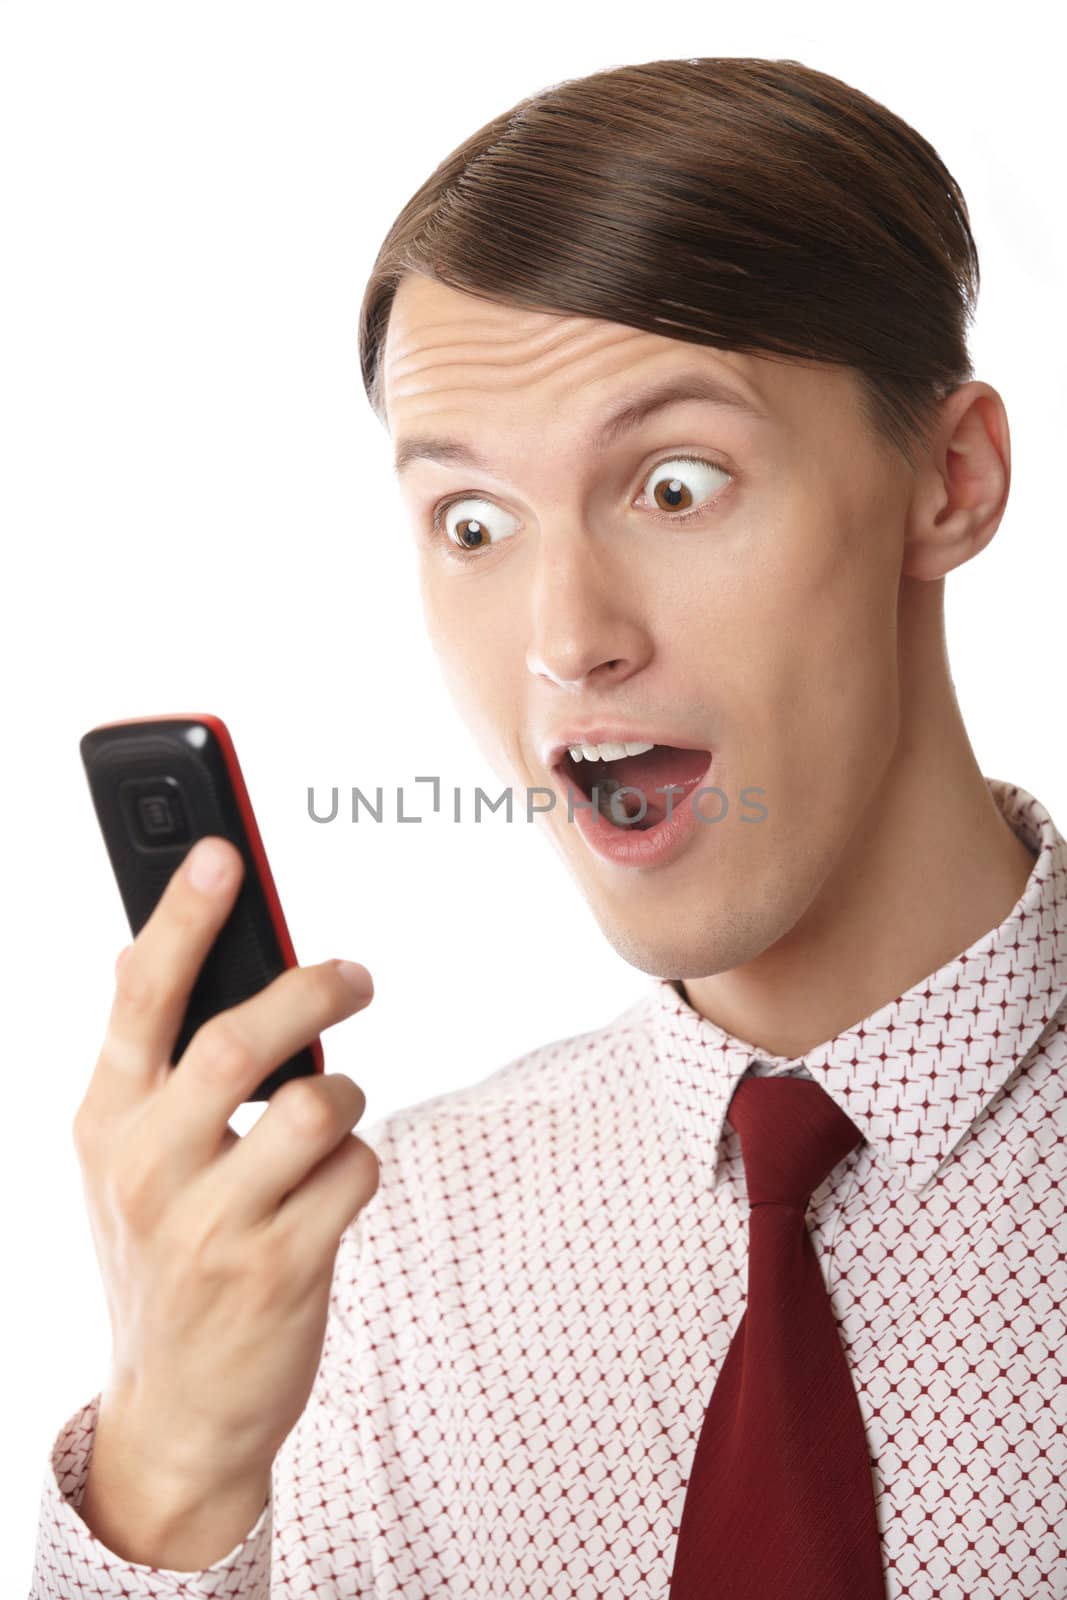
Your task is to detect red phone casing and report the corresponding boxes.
[80,711,324,1101]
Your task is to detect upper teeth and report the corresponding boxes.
[567,740,656,763]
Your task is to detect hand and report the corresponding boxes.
[72,835,379,1497]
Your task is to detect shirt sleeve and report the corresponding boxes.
[28,1120,388,1599]
[28,1391,273,1596]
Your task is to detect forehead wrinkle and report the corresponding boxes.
[388,311,596,367]
[385,307,678,459]
[390,369,771,481]
[387,321,651,399]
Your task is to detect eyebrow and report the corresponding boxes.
[391,370,769,479]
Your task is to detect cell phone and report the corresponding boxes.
[79,712,324,1102]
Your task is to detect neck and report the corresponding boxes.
[677,579,1037,1061]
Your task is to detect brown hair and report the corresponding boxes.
[357,56,980,470]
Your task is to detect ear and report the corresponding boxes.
[900,382,1011,582]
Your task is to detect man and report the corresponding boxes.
[32,57,1066,1600]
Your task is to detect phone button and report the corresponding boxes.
[119,776,191,848]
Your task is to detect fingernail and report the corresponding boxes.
[185,838,234,892]
[333,959,371,993]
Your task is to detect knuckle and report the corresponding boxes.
[361,1143,382,1196]
[276,1078,335,1138]
[97,1028,142,1082]
[113,957,156,1018]
[109,1147,162,1226]
[194,1016,256,1083]
[71,1112,108,1173]
[70,1106,94,1156]
[305,962,346,1013]
[346,1132,382,1194]
[336,1075,367,1126]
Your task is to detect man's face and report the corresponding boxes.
[382,272,914,979]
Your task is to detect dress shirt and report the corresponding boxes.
[29,775,1067,1598]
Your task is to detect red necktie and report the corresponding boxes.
[668,1073,888,1600]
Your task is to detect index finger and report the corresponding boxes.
[90,836,245,1117]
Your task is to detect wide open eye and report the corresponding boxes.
[433,497,520,554]
[430,452,732,556]
[639,456,732,520]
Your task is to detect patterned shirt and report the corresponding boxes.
[30,776,1067,1598]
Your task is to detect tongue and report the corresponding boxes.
[592,745,710,825]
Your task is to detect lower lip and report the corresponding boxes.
[552,758,714,870]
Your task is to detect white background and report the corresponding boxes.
[1,2,1062,1587]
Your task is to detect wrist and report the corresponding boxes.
[78,1393,272,1568]
[95,1377,273,1498]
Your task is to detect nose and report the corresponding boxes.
[524,532,651,691]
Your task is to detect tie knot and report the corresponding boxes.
[726,1073,865,1209]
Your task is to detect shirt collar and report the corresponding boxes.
[640,777,1067,1196]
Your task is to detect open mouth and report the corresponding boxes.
[553,744,712,830]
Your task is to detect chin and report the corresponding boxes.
[591,896,785,982]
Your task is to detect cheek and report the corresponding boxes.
[776,494,902,751]
[702,476,901,755]
[418,565,520,746]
